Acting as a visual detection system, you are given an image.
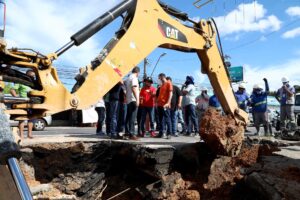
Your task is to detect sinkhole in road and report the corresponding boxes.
[19,139,300,200]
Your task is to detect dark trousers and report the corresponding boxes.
[155,107,160,131]
[158,106,172,135]
[108,100,119,136]
[117,103,127,133]
[95,107,105,134]
[105,102,110,134]
[184,104,199,133]
[170,109,178,135]
[125,101,137,135]
[141,107,155,132]
[137,106,143,135]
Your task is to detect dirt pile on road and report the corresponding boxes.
[199,108,244,157]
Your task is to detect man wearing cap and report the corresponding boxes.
[139,77,156,137]
[195,87,210,124]
[235,83,250,112]
[249,78,269,136]
[276,77,296,129]
[182,76,198,136]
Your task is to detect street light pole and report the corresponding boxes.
[143,58,149,80]
[150,52,166,77]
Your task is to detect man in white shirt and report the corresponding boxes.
[182,76,199,136]
[125,67,140,140]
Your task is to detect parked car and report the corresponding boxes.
[3,94,52,131]
[9,116,52,131]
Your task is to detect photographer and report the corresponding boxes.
[276,77,296,129]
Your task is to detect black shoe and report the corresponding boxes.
[155,132,163,138]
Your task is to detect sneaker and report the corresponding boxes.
[129,135,140,140]
[187,132,195,137]
[167,135,172,139]
[150,131,157,137]
[173,133,179,137]
[161,134,168,139]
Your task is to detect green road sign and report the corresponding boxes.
[228,66,243,83]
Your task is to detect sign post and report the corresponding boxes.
[228,66,243,83]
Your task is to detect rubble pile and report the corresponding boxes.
[19,139,300,200]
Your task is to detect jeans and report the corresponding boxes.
[170,109,178,135]
[177,109,186,132]
[117,103,127,133]
[155,107,160,131]
[141,107,155,133]
[125,101,138,135]
[105,102,110,134]
[109,100,119,136]
[158,106,172,135]
[95,107,105,134]
[184,104,199,133]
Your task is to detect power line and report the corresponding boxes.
[226,18,300,52]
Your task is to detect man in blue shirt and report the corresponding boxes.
[209,92,221,111]
[250,78,269,136]
[235,83,250,112]
[275,77,296,129]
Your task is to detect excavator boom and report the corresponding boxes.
[0,0,248,153]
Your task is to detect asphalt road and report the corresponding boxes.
[33,126,264,136]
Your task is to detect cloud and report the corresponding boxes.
[286,6,300,17]
[242,58,300,92]
[212,2,281,36]
[282,27,300,39]
[5,0,118,67]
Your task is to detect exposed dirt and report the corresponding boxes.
[199,108,244,157]
[19,139,299,200]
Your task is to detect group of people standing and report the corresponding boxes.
[94,67,209,140]
[95,68,297,139]
[234,77,296,136]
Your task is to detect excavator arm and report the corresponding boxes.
[0,0,248,152]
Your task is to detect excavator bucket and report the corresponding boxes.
[199,108,245,157]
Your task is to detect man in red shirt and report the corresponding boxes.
[140,77,156,137]
[157,73,173,139]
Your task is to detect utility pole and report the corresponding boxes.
[143,58,148,80]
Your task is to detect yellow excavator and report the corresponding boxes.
[0,0,248,199]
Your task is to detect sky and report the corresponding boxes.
[4,0,300,92]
